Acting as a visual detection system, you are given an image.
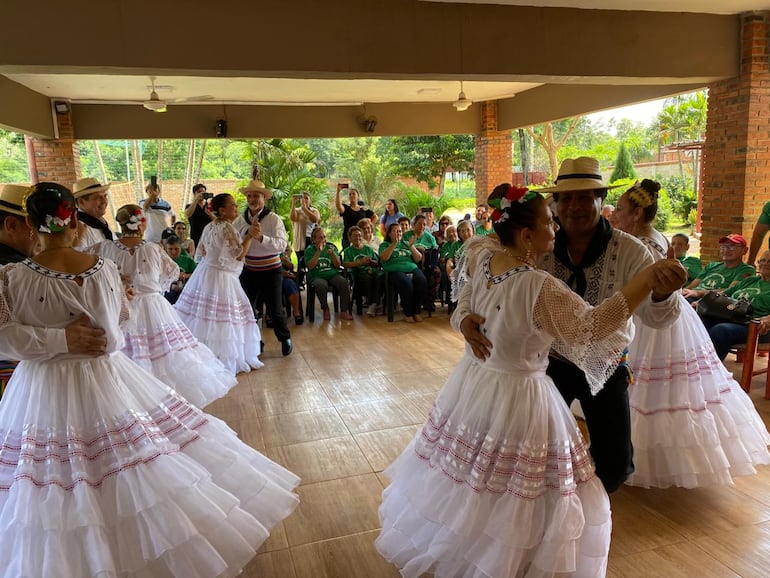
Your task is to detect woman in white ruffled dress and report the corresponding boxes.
[614,179,770,488]
[87,204,237,408]
[175,194,263,375]
[0,183,299,577]
[376,184,683,578]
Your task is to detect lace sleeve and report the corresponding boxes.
[156,245,181,291]
[534,275,632,395]
[222,222,243,260]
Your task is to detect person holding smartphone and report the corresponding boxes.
[335,184,376,248]
[142,177,176,243]
[289,191,320,282]
[184,183,214,249]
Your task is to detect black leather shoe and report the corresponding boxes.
[294,315,304,325]
[281,339,293,356]
[260,340,265,354]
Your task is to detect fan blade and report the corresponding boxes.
[168,95,215,104]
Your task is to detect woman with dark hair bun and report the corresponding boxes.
[613,180,770,489]
[0,183,299,576]
[175,193,264,374]
[377,183,684,577]
[86,203,237,408]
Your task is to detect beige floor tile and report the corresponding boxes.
[266,436,373,484]
[258,521,289,553]
[253,382,334,417]
[354,425,420,472]
[229,418,265,450]
[335,398,425,434]
[284,474,383,546]
[260,407,349,447]
[320,375,404,406]
[241,548,296,578]
[406,392,438,416]
[694,525,770,577]
[291,530,400,578]
[607,541,740,578]
[205,394,254,422]
[385,371,445,396]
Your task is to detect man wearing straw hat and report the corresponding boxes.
[458,157,686,492]
[0,184,107,398]
[72,177,114,247]
[234,179,293,357]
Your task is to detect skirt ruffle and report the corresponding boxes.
[124,293,237,408]
[628,298,770,488]
[0,354,299,578]
[376,356,611,578]
[174,264,262,375]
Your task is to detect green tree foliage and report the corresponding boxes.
[654,91,707,185]
[0,129,30,182]
[332,138,399,213]
[385,135,475,195]
[394,184,461,220]
[610,143,637,182]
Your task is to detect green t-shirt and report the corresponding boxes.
[695,261,755,291]
[726,275,770,317]
[440,240,462,262]
[304,243,342,280]
[379,240,418,273]
[342,245,379,276]
[757,201,770,249]
[678,255,702,285]
[174,252,197,274]
[402,230,438,250]
[475,225,493,237]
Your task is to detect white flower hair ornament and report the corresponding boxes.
[488,185,539,224]
[125,209,146,231]
[38,200,74,233]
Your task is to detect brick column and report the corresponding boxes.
[28,106,80,186]
[474,101,512,204]
[701,12,770,263]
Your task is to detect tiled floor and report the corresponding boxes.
[204,307,770,578]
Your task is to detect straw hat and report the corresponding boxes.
[539,157,622,193]
[239,179,273,200]
[72,177,111,199]
[0,184,29,216]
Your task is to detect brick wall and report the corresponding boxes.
[701,12,770,263]
[29,109,81,186]
[474,101,512,204]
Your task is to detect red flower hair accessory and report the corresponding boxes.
[125,208,146,231]
[39,200,74,233]
[488,185,538,224]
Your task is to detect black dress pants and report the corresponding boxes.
[546,355,633,493]
[240,267,291,343]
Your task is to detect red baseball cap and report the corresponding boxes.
[718,233,748,247]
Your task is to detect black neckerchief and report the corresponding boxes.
[77,210,114,240]
[243,207,271,225]
[552,217,613,297]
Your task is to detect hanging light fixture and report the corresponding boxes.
[453,81,472,112]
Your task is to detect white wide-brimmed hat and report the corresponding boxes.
[539,157,622,193]
[0,184,29,216]
[238,179,273,200]
[72,177,111,199]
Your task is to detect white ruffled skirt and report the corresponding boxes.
[627,295,770,488]
[123,293,237,408]
[174,263,262,375]
[376,355,611,578]
[0,353,299,578]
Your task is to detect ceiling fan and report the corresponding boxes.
[142,77,213,112]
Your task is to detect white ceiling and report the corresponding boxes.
[5,1,767,111]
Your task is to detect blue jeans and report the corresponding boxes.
[389,269,427,317]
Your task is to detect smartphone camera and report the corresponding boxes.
[358,200,365,206]
[202,192,214,199]
[150,175,158,188]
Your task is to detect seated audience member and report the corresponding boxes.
[474,211,493,236]
[748,199,770,265]
[404,214,440,312]
[379,223,427,323]
[173,221,195,257]
[434,215,452,247]
[439,225,459,311]
[601,204,615,223]
[342,226,383,317]
[682,234,755,301]
[447,220,474,310]
[162,235,196,304]
[671,233,702,286]
[702,250,770,360]
[398,216,411,233]
[379,198,405,238]
[357,217,380,253]
[422,207,438,233]
[304,227,352,321]
[280,246,304,325]
[471,204,487,228]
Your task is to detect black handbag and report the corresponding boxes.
[697,291,754,324]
